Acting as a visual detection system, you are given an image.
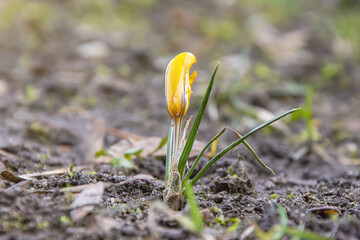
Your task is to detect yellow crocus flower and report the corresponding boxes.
[165,52,197,120]
[165,52,197,155]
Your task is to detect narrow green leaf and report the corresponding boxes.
[110,157,134,169]
[242,140,274,175]
[68,163,74,178]
[304,86,316,142]
[183,126,274,188]
[184,185,203,233]
[94,149,109,158]
[124,147,143,160]
[228,127,275,175]
[178,63,219,177]
[165,121,174,182]
[228,218,241,232]
[150,135,168,156]
[183,128,226,187]
[60,215,73,227]
[189,108,300,186]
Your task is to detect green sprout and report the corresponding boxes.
[228,218,241,232]
[95,147,142,170]
[37,220,49,230]
[290,86,321,144]
[68,163,74,178]
[60,215,73,227]
[163,52,300,210]
[287,192,294,199]
[270,193,280,200]
[302,87,320,142]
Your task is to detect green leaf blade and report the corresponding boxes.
[124,147,143,160]
[165,121,174,182]
[183,127,226,187]
[151,135,168,156]
[177,63,219,177]
[189,108,300,186]
[184,185,203,233]
[242,139,275,175]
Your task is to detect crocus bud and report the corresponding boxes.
[165,52,197,121]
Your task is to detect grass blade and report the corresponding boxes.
[278,205,288,226]
[304,86,315,141]
[184,185,203,233]
[177,63,219,177]
[183,128,226,187]
[228,127,275,175]
[183,126,274,188]
[243,140,275,175]
[165,121,174,182]
[189,108,301,186]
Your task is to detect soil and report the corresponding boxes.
[1,1,360,240]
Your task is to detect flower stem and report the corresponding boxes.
[173,117,182,159]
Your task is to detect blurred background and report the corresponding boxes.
[0,0,359,165]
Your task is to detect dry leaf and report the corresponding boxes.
[0,170,32,183]
[92,215,121,232]
[19,166,88,179]
[5,180,32,192]
[97,136,205,164]
[0,149,17,158]
[70,182,104,221]
[337,156,360,166]
[308,207,340,219]
[62,182,113,193]
[106,127,142,141]
[133,174,155,181]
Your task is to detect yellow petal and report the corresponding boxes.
[165,52,197,120]
[189,71,197,86]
